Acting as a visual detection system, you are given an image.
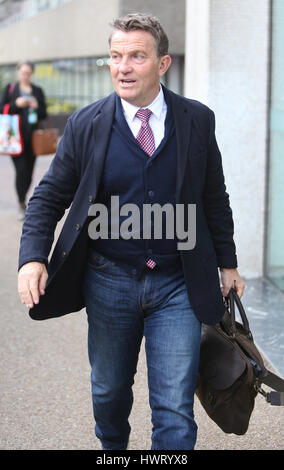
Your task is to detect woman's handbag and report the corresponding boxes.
[32,126,60,156]
[196,288,284,435]
[0,83,23,157]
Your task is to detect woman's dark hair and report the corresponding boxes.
[16,61,35,73]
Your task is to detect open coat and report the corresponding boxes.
[19,86,237,324]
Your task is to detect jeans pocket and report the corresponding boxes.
[87,251,113,270]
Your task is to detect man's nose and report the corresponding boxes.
[118,56,132,73]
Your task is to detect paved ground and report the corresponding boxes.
[0,155,283,450]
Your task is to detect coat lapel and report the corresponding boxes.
[165,88,193,203]
[91,92,116,196]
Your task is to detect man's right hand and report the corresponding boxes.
[18,262,48,309]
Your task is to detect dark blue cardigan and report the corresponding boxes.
[91,95,181,278]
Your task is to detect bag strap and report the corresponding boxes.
[3,103,10,114]
[263,369,284,392]
[262,370,284,406]
[266,392,284,406]
[9,82,16,95]
[3,83,16,115]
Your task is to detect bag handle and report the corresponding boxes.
[37,117,52,130]
[224,287,251,337]
[2,83,16,115]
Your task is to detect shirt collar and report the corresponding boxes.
[120,85,165,122]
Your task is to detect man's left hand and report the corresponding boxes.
[219,268,245,299]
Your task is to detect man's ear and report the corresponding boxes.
[159,55,172,77]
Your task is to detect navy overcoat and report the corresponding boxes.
[19,86,237,324]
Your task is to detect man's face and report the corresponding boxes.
[109,30,171,107]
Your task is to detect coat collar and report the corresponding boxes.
[91,92,116,192]
[162,86,193,202]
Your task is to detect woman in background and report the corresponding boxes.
[0,61,47,220]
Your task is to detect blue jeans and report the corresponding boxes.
[82,251,201,450]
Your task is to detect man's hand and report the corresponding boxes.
[18,262,48,309]
[219,268,245,299]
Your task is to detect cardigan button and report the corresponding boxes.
[62,251,67,258]
[75,224,81,231]
[88,195,94,203]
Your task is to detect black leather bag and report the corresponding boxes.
[196,288,284,435]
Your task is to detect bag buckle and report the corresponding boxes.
[254,379,267,398]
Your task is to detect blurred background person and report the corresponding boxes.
[0,61,47,220]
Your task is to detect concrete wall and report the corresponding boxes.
[185,0,270,278]
[0,0,185,65]
[184,0,210,103]
[121,0,185,55]
[0,0,120,63]
[209,0,270,278]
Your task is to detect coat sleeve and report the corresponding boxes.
[18,117,79,270]
[202,109,238,269]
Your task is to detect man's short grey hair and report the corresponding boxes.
[109,12,169,57]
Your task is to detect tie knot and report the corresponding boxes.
[136,108,152,123]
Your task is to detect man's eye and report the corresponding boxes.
[134,54,144,61]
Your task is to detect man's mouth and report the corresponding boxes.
[119,79,136,85]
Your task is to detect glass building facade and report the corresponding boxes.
[0,1,184,113]
[0,58,112,112]
[266,0,284,292]
[0,56,184,113]
[0,0,72,30]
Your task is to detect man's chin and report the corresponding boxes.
[117,89,137,104]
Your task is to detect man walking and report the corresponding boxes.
[18,13,245,450]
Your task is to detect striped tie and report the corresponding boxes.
[136,108,156,157]
[136,108,157,270]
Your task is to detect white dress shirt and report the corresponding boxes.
[120,86,167,149]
